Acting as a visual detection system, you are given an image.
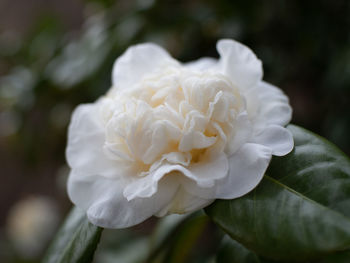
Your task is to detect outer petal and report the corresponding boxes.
[257,81,290,104]
[68,171,179,228]
[217,39,263,89]
[252,125,294,156]
[156,186,213,216]
[112,43,178,90]
[214,143,272,199]
[226,112,252,156]
[250,81,292,129]
[184,57,217,71]
[66,104,118,178]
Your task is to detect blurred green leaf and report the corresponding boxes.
[320,250,350,263]
[42,206,103,263]
[162,212,210,263]
[216,235,261,263]
[95,237,149,263]
[149,214,188,259]
[146,212,213,263]
[206,125,350,261]
[45,14,112,89]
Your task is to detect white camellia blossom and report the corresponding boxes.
[66,39,293,228]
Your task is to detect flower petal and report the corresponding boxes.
[226,112,252,155]
[253,125,294,156]
[252,81,292,128]
[215,143,272,199]
[217,39,263,89]
[112,43,177,90]
[180,153,230,200]
[258,81,290,104]
[124,152,228,201]
[184,57,217,71]
[156,186,213,216]
[66,104,118,178]
[123,164,181,201]
[186,152,229,187]
[68,171,179,228]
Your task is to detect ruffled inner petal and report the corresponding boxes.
[123,152,229,201]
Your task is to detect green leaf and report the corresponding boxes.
[95,237,149,263]
[216,236,278,263]
[163,212,209,263]
[206,125,350,261]
[216,235,261,263]
[146,212,215,263]
[42,206,103,263]
[147,214,188,262]
[320,250,350,263]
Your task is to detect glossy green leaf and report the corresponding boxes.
[206,125,350,261]
[216,236,280,263]
[43,206,103,263]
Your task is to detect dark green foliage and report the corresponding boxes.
[206,125,350,261]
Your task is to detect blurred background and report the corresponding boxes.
[0,0,349,262]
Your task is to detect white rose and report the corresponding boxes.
[66,39,293,228]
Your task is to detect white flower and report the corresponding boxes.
[66,39,293,228]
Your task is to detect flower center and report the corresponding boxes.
[101,66,245,177]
